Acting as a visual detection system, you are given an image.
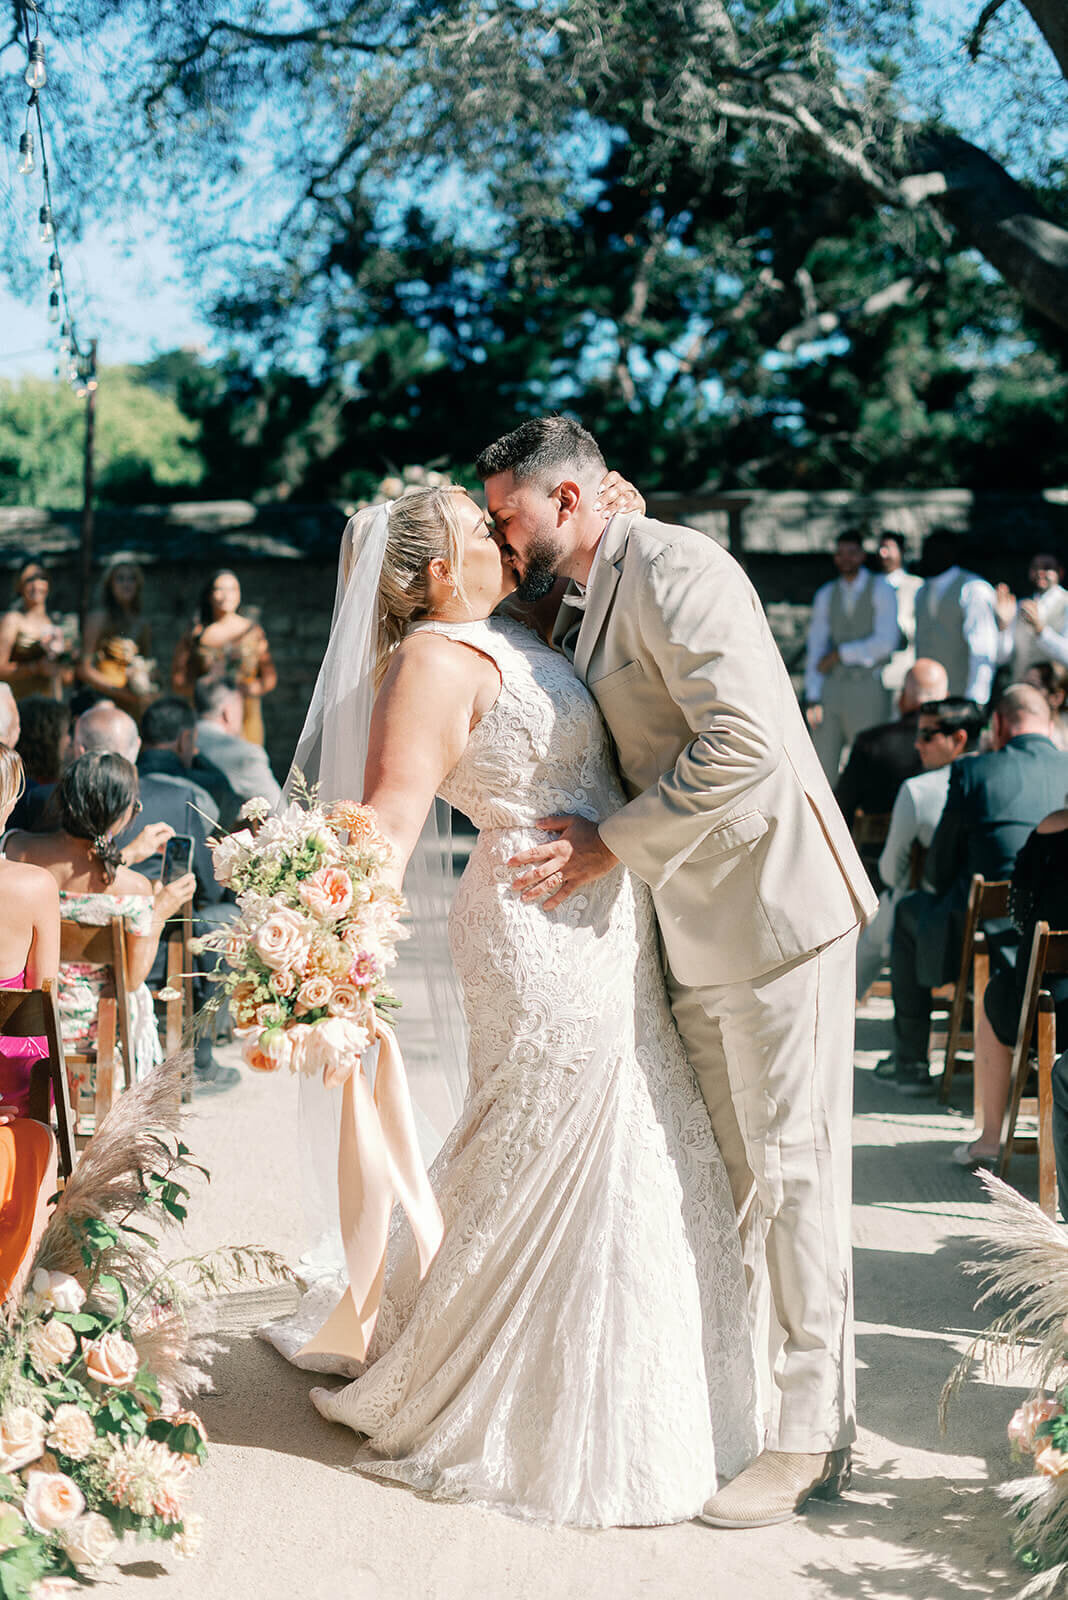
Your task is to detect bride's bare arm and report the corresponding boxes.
[363,633,498,879]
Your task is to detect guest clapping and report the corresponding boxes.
[172,570,277,747]
[0,562,69,702]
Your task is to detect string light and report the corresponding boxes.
[13,0,97,397]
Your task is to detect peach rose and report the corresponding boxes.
[30,1270,85,1315]
[268,968,297,999]
[298,865,354,922]
[1036,1444,1068,1477]
[296,974,333,1013]
[23,1470,85,1533]
[47,1405,96,1461]
[306,1016,370,1088]
[243,1038,281,1073]
[0,1406,46,1473]
[255,1001,285,1029]
[61,1511,119,1570]
[27,1317,77,1375]
[1008,1396,1064,1453]
[84,1330,140,1388]
[327,983,367,1020]
[252,908,313,973]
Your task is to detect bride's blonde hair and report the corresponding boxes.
[344,486,471,683]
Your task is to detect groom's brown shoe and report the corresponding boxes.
[699,1447,852,1529]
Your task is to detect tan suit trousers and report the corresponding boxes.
[668,928,857,1454]
[813,666,891,781]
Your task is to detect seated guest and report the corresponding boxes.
[1024,661,1068,751]
[955,809,1068,1168]
[194,679,281,809]
[855,696,982,999]
[0,745,59,1120]
[8,695,70,832]
[4,753,195,1083]
[68,702,172,869]
[139,696,240,833]
[834,657,949,878]
[880,683,1068,1093]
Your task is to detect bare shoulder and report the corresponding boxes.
[0,858,59,907]
[388,630,494,689]
[1037,808,1068,835]
[112,865,153,897]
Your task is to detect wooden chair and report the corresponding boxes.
[152,899,195,1099]
[0,980,76,1177]
[999,921,1068,1219]
[937,876,1011,1116]
[59,916,133,1135]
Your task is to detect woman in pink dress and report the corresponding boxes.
[0,744,59,1121]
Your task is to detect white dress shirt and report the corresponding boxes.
[804,568,899,704]
[924,565,999,704]
[997,582,1068,673]
[877,764,953,892]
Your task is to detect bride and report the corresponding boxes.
[263,482,759,1527]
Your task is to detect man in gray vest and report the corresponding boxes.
[913,530,998,704]
[804,531,898,780]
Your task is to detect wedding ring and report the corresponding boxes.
[545,872,563,892]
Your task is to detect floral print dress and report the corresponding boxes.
[58,892,162,1089]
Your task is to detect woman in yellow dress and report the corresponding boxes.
[0,563,69,702]
[76,560,156,717]
[171,569,276,745]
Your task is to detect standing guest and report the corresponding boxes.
[855,697,983,998]
[193,679,281,808]
[877,532,923,698]
[0,745,59,1121]
[0,562,69,702]
[9,696,71,832]
[77,560,156,716]
[3,753,195,1082]
[834,658,949,841]
[913,529,999,704]
[881,683,1068,1094]
[171,569,277,747]
[139,695,240,832]
[954,809,1068,1169]
[1025,661,1068,751]
[995,551,1068,680]
[804,530,899,779]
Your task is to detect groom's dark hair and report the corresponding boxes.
[475,416,606,486]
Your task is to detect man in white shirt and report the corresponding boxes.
[913,531,999,703]
[877,532,923,696]
[856,696,983,998]
[995,551,1068,677]
[805,531,899,779]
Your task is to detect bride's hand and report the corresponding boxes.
[595,471,645,516]
[509,815,619,909]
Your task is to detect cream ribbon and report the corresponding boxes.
[297,1021,443,1364]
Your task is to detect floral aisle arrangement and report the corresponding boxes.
[0,1058,287,1597]
[203,784,406,1082]
[943,1174,1068,1596]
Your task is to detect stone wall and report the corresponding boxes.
[3,486,1066,773]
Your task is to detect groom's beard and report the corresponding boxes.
[513,536,563,603]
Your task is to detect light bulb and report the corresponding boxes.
[48,253,61,291]
[38,205,54,245]
[17,132,34,175]
[47,290,60,323]
[25,41,46,89]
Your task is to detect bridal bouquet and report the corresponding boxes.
[204,784,406,1083]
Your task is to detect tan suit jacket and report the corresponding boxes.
[552,513,877,987]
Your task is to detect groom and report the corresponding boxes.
[477,418,877,1529]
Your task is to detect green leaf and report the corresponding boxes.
[53,1310,106,1334]
[94,1273,129,1315]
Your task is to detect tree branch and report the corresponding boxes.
[966,0,1010,62]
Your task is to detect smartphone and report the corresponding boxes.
[161,833,194,885]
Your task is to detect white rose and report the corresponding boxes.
[251,909,313,973]
[23,1470,85,1533]
[209,828,255,886]
[172,1511,204,1560]
[27,1317,77,1375]
[61,1511,119,1570]
[47,1404,96,1461]
[0,1406,46,1473]
[30,1270,85,1315]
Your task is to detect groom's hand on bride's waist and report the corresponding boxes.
[509,816,618,910]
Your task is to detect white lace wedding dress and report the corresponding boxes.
[266,613,758,1526]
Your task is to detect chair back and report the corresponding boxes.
[851,812,892,851]
[0,981,75,1175]
[60,915,133,1074]
[976,879,1011,921]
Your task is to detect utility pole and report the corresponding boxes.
[78,338,98,643]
